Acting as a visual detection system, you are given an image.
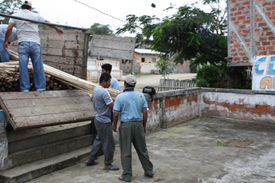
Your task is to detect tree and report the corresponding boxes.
[89,23,114,35]
[117,5,227,67]
[0,0,22,24]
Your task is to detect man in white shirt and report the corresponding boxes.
[4,0,63,92]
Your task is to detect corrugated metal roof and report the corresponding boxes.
[135,49,161,55]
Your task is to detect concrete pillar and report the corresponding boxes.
[0,110,8,170]
[159,98,167,129]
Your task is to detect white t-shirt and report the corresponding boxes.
[9,9,45,45]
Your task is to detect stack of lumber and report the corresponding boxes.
[0,75,75,92]
[0,50,118,99]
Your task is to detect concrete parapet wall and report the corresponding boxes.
[145,88,275,131]
[145,88,201,130]
[201,88,275,124]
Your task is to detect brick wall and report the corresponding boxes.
[228,0,275,66]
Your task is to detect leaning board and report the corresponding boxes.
[0,90,94,130]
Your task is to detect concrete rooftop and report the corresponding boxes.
[29,117,275,183]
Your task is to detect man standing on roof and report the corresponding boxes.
[112,75,154,182]
[4,0,64,92]
[0,24,17,62]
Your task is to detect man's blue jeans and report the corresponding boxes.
[18,42,46,92]
[0,34,10,63]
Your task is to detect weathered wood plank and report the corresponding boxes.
[42,56,83,65]
[90,47,134,60]
[40,40,85,49]
[0,90,94,130]
[14,111,93,129]
[3,95,90,109]
[0,90,88,100]
[91,39,135,51]
[42,48,84,57]
[8,103,93,117]
[39,30,85,41]
[92,34,135,43]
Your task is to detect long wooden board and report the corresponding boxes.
[0,90,94,130]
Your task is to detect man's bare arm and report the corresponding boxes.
[4,23,15,51]
[45,20,64,34]
[112,112,119,132]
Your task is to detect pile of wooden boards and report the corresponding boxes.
[0,50,118,99]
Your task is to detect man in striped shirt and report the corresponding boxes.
[4,0,63,92]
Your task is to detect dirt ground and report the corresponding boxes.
[29,117,275,183]
[118,73,197,92]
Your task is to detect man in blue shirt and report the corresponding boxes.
[112,75,154,182]
[0,25,17,62]
[85,73,119,171]
[101,63,121,91]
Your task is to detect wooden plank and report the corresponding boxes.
[42,56,83,65]
[9,40,84,49]
[3,95,90,109]
[82,33,90,79]
[90,47,134,60]
[0,96,17,130]
[0,90,94,130]
[39,30,85,41]
[8,103,93,117]
[42,48,84,57]
[0,90,88,100]
[92,34,135,43]
[14,111,93,129]
[91,39,136,51]
[40,40,85,49]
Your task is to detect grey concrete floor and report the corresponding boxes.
[28,117,275,183]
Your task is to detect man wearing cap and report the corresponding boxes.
[0,24,17,62]
[4,0,63,92]
[112,75,154,182]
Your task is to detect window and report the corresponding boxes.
[141,58,145,62]
[152,58,156,62]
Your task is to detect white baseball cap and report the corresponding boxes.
[22,1,32,8]
[122,75,137,86]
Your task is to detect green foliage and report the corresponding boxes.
[217,140,229,147]
[196,79,210,87]
[116,3,227,66]
[196,65,219,87]
[0,0,22,23]
[156,56,175,79]
[89,23,114,35]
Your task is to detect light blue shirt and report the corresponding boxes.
[0,25,17,43]
[93,86,113,123]
[110,76,121,91]
[113,88,147,122]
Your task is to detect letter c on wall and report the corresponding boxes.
[254,57,266,75]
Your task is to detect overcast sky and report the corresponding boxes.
[26,0,223,37]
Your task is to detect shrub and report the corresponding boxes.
[196,65,219,87]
